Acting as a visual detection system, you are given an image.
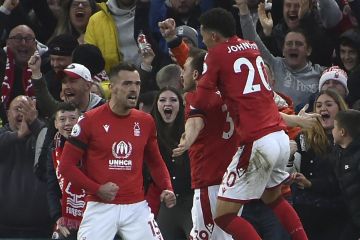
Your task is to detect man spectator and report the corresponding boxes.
[0,25,39,123]
[0,95,52,238]
[156,63,182,91]
[239,1,325,110]
[28,52,104,117]
[259,0,341,67]
[45,33,79,101]
[59,62,176,239]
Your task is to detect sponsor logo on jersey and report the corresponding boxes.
[71,124,81,137]
[134,122,140,136]
[110,141,133,170]
[108,159,133,170]
[112,141,132,159]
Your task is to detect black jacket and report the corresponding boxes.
[0,119,52,237]
[331,137,360,237]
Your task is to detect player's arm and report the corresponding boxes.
[59,142,100,194]
[145,119,173,192]
[172,117,204,157]
[280,104,320,129]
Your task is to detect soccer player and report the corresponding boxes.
[172,49,238,240]
[59,62,176,240]
[193,7,308,240]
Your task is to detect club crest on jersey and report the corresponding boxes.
[71,124,81,137]
[134,122,140,136]
[112,141,132,159]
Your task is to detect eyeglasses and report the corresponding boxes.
[8,36,36,44]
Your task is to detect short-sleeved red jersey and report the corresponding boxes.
[59,104,172,204]
[185,91,237,189]
[194,36,286,144]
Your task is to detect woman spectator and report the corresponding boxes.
[49,0,98,44]
[289,89,349,240]
[148,87,193,240]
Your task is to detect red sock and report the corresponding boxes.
[268,197,308,240]
[214,213,261,240]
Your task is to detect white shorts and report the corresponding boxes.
[218,130,290,203]
[78,200,163,240]
[190,185,234,240]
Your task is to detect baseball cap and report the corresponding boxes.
[176,25,198,47]
[48,34,78,56]
[63,63,92,82]
[319,66,348,94]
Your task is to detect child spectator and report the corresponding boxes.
[48,103,83,239]
[331,109,360,240]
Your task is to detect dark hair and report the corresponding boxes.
[199,8,236,38]
[108,62,138,82]
[54,102,80,118]
[150,87,185,150]
[335,109,360,139]
[72,44,105,75]
[285,28,311,47]
[48,0,98,42]
[189,48,207,75]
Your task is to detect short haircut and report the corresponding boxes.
[54,102,80,118]
[199,8,236,38]
[285,28,311,47]
[335,109,360,139]
[189,48,206,75]
[108,62,138,83]
[156,64,182,89]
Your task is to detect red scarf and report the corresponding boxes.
[52,132,86,230]
[1,49,34,109]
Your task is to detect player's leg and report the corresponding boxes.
[214,143,277,240]
[262,130,308,240]
[77,202,118,240]
[119,200,164,240]
[190,185,233,240]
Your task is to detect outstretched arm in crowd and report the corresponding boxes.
[28,51,60,117]
[318,0,343,28]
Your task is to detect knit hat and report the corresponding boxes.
[319,66,348,94]
[62,63,92,82]
[72,44,105,76]
[48,34,78,56]
[176,25,198,47]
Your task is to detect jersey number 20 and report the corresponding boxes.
[234,56,271,94]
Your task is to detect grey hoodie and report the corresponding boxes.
[240,13,325,109]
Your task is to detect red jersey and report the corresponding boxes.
[59,104,173,204]
[194,36,286,144]
[185,91,237,189]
